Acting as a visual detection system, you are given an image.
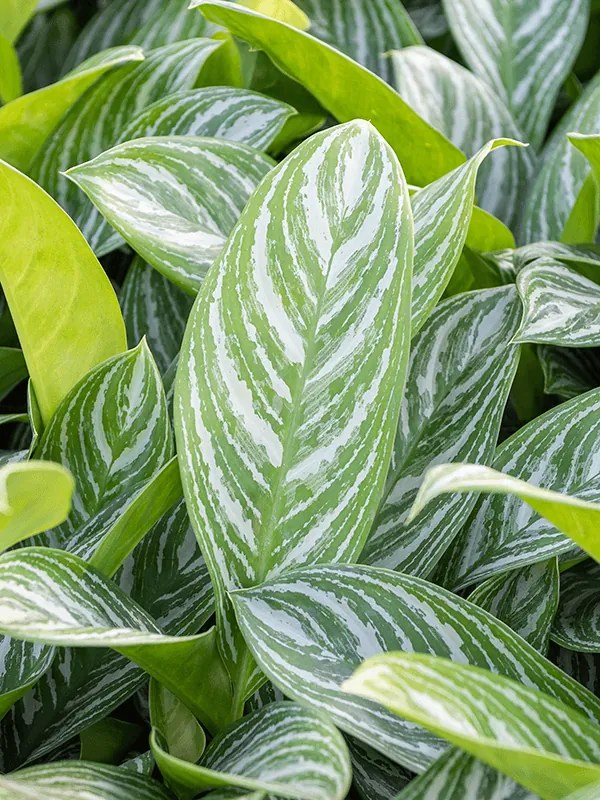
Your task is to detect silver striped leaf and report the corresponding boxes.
[469,560,560,653]
[0,547,232,733]
[293,0,422,82]
[538,346,600,400]
[513,242,600,278]
[551,561,600,653]
[391,46,533,229]
[515,262,600,347]
[441,0,589,148]
[38,341,173,545]
[361,286,520,577]
[192,0,465,186]
[0,638,54,720]
[397,748,535,800]
[121,257,194,375]
[0,761,172,800]
[131,0,218,50]
[431,390,600,589]
[66,136,274,294]
[175,120,413,697]
[410,141,521,334]
[231,564,600,773]
[520,70,600,243]
[405,0,448,39]
[152,702,352,800]
[0,498,213,770]
[349,739,412,799]
[31,38,224,255]
[344,652,600,800]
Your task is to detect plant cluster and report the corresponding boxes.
[0,1,599,799]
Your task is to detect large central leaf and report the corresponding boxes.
[175,120,413,699]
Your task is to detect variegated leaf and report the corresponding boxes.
[0,547,232,733]
[469,560,560,652]
[17,7,78,93]
[411,462,600,570]
[515,261,600,346]
[344,652,600,800]
[431,389,600,589]
[175,121,413,699]
[552,561,600,653]
[31,38,224,255]
[405,0,448,39]
[152,702,352,800]
[192,0,465,186]
[121,257,194,375]
[67,137,274,293]
[361,286,520,576]
[0,761,172,800]
[442,0,589,148]
[512,242,600,278]
[552,645,600,696]
[0,638,54,721]
[538,346,600,400]
[293,0,422,82]
[392,46,533,228]
[0,46,143,172]
[349,739,412,799]
[563,782,600,800]
[38,341,172,544]
[231,564,600,773]
[410,142,522,334]
[570,132,600,186]
[521,70,600,243]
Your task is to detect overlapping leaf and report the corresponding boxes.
[362,286,520,576]
[552,561,600,652]
[0,638,54,722]
[67,137,274,293]
[570,132,600,184]
[538,346,600,400]
[345,652,600,800]
[231,564,600,773]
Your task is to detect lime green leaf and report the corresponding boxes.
[515,261,600,346]
[442,0,589,148]
[563,781,600,800]
[175,121,413,700]
[241,0,310,28]
[0,761,172,800]
[392,46,533,228]
[191,0,465,185]
[0,46,143,172]
[0,160,126,424]
[362,286,521,576]
[0,35,22,102]
[0,0,37,44]
[66,137,274,293]
[552,561,600,652]
[231,565,600,772]
[344,652,600,800]
[151,702,352,800]
[0,547,233,733]
[410,461,600,567]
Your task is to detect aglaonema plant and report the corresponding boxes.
[0,1,599,799]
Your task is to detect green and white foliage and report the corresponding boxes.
[152,701,352,799]
[348,739,412,799]
[0,638,54,721]
[293,0,422,82]
[231,564,600,773]
[521,70,600,243]
[67,137,274,293]
[442,0,590,148]
[391,46,533,227]
[344,652,600,800]
[538,346,600,400]
[516,261,600,347]
[552,561,600,652]
[431,390,600,589]
[31,38,224,254]
[175,121,413,689]
[362,286,520,576]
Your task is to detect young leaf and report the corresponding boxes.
[150,679,206,765]
[231,564,600,772]
[551,561,600,652]
[151,702,352,800]
[0,547,233,733]
[0,761,172,800]
[0,46,144,172]
[392,46,533,228]
[191,0,465,185]
[66,137,274,293]
[175,120,413,698]
[410,462,600,566]
[344,652,600,800]
[432,389,600,589]
[361,286,521,576]
[515,261,600,346]
[0,160,126,424]
[442,0,589,148]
